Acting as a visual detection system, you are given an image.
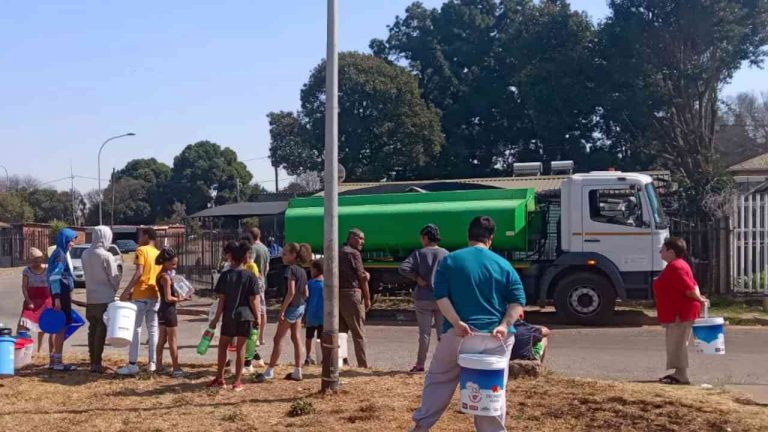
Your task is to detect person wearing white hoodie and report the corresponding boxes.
[82,226,122,373]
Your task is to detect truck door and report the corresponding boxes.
[581,184,653,299]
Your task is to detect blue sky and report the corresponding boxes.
[0,0,765,193]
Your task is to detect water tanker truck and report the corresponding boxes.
[284,171,669,325]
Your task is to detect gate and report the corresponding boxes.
[731,193,768,295]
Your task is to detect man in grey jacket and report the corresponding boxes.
[82,226,122,373]
[399,224,449,373]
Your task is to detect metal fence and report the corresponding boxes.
[0,230,54,267]
[731,193,768,295]
[669,217,731,296]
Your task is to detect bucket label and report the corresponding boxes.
[459,367,505,416]
[692,324,725,355]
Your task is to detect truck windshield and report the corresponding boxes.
[645,183,667,229]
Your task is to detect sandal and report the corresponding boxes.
[659,375,689,385]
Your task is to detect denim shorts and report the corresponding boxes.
[284,305,305,323]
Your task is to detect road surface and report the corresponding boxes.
[1,267,765,386]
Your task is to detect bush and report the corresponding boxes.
[287,399,315,418]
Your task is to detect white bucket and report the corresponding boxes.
[14,339,34,369]
[458,353,508,417]
[314,332,348,368]
[692,317,725,355]
[104,301,137,348]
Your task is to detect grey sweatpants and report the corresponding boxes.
[412,329,514,432]
[414,300,444,367]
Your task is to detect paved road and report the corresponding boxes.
[1,267,766,386]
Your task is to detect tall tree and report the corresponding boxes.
[372,0,601,176]
[26,188,77,224]
[116,158,172,220]
[269,52,444,181]
[85,178,153,225]
[598,0,768,208]
[169,141,253,214]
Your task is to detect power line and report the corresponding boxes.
[242,155,271,162]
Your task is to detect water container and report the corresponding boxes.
[458,353,508,416]
[693,307,725,355]
[39,309,66,334]
[0,336,15,375]
[172,275,195,298]
[63,309,85,341]
[314,332,349,368]
[104,301,138,348]
[14,337,34,369]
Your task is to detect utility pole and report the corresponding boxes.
[111,168,116,228]
[70,163,78,225]
[274,166,279,193]
[321,0,340,394]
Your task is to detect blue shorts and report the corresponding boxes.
[284,305,305,324]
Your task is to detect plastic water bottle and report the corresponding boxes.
[245,328,259,359]
[196,327,215,355]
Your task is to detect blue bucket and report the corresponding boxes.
[39,308,66,334]
[0,335,15,376]
[458,353,508,417]
[64,309,85,341]
[692,317,725,355]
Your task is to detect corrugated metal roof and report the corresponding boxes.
[316,171,671,197]
[189,201,289,218]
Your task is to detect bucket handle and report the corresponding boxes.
[457,332,507,355]
[703,304,709,320]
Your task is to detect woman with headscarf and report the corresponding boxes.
[82,226,121,373]
[398,224,449,373]
[17,247,53,354]
[47,228,78,371]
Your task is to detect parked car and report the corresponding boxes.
[71,244,124,288]
[114,239,138,253]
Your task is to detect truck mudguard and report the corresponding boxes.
[537,252,626,302]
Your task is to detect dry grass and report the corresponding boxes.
[0,356,766,432]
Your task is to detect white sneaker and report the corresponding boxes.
[243,365,254,375]
[147,362,157,373]
[117,364,140,376]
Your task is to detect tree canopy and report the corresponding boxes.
[269,52,444,182]
[169,141,254,214]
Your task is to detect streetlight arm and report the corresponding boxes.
[98,133,136,225]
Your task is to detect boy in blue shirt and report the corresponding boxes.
[304,259,324,365]
[411,216,526,432]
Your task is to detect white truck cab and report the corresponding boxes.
[538,172,669,324]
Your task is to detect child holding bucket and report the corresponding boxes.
[654,237,709,385]
[17,247,53,355]
[208,241,262,391]
[155,248,190,378]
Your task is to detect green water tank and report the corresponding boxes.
[284,188,536,258]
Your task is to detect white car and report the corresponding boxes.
[70,244,125,287]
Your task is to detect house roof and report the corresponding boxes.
[189,201,289,218]
[729,152,768,171]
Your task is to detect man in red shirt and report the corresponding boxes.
[653,237,708,385]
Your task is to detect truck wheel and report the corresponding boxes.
[554,272,616,325]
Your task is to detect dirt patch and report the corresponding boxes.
[0,356,765,431]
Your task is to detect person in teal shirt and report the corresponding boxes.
[411,216,526,432]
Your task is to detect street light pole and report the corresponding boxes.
[321,0,340,394]
[98,133,135,225]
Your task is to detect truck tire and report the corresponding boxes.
[554,272,616,325]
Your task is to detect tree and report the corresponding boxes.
[26,188,76,224]
[269,52,444,182]
[117,158,172,219]
[0,192,34,223]
[85,178,153,225]
[598,0,768,213]
[718,92,768,166]
[169,141,253,214]
[372,0,601,176]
